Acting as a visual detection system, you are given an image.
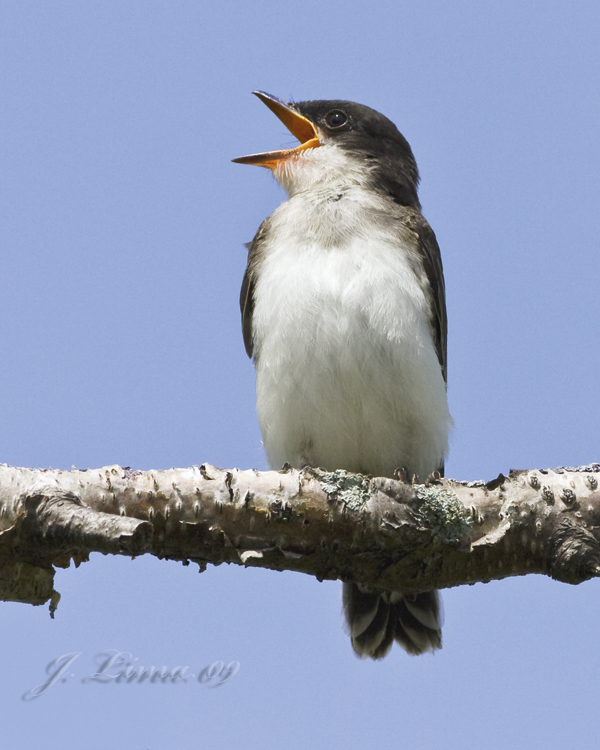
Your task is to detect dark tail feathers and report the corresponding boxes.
[343,583,443,659]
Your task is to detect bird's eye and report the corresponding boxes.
[325,110,348,129]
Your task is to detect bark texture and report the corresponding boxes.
[1,462,599,611]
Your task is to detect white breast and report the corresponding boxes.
[252,186,452,480]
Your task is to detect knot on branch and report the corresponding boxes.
[547,517,600,584]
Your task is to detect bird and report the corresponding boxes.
[233,91,453,659]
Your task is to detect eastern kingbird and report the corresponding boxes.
[234,91,452,659]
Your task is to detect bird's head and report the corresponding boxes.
[233,91,420,207]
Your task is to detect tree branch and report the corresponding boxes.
[1,462,600,612]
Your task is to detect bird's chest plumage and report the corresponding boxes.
[251,191,451,479]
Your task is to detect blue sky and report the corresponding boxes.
[1,2,599,748]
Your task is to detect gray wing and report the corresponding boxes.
[403,209,447,384]
[240,258,255,358]
[402,209,448,478]
[240,219,270,360]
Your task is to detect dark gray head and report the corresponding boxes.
[233,92,421,208]
[293,99,420,207]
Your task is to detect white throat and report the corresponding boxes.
[272,141,371,197]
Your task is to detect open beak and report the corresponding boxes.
[232,91,321,169]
